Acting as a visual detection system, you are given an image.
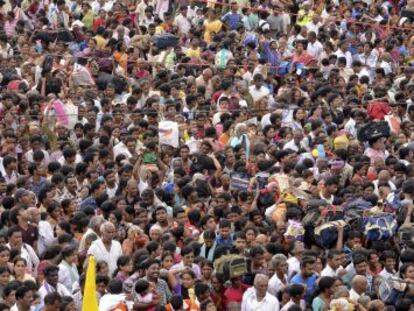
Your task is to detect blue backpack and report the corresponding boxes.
[364,214,397,241]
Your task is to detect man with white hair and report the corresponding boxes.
[87,221,123,276]
[268,254,288,297]
[241,274,280,311]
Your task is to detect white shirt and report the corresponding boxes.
[58,260,80,293]
[241,287,280,311]
[268,273,287,297]
[334,49,353,68]
[349,288,361,303]
[280,299,306,311]
[38,282,71,303]
[307,41,324,59]
[87,239,123,276]
[174,14,191,34]
[287,256,300,279]
[249,85,270,103]
[321,264,343,277]
[379,268,395,280]
[38,220,56,256]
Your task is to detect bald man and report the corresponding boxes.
[350,275,368,302]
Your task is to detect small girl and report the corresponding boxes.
[96,261,109,277]
[113,256,132,282]
[134,279,156,311]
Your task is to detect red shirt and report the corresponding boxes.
[224,284,249,309]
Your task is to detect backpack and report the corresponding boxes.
[214,254,248,281]
[314,220,347,249]
[364,213,397,241]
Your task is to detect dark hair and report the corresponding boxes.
[15,285,31,300]
[108,279,123,294]
[288,284,305,297]
[44,292,61,305]
[134,279,149,294]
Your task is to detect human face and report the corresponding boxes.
[405,265,414,280]
[102,225,116,243]
[0,271,9,285]
[202,265,213,279]
[254,277,268,298]
[162,255,173,270]
[219,227,231,239]
[302,263,315,277]
[4,289,15,306]
[20,290,33,309]
[235,238,246,251]
[46,270,59,287]
[253,254,266,268]
[385,258,396,272]
[155,209,167,223]
[181,273,194,288]
[329,255,342,269]
[14,260,26,276]
[183,252,195,266]
[277,261,288,275]
[211,276,222,292]
[147,263,160,280]
[10,232,23,248]
[0,250,10,265]
[355,261,367,275]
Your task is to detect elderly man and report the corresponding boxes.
[241,274,280,311]
[350,275,368,303]
[268,254,288,297]
[87,221,123,276]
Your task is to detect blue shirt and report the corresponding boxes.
[290,273,317,302]
[80,196,97,210]
[223,12,241,30]
[215,234,234,247]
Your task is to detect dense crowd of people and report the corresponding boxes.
[2,0,414,310]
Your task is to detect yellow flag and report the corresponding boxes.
[82,256,99,311]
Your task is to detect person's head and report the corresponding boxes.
[218,219,231,239]
[181,246,195,266]
[7,226,22,248]
[195,282,211,303]
[253,274,269,298]
[145,259,160,281]
[351,275,368,295]
[100,221,116,243]
[318,276,336,297]
[300,257,315,277]
[353,253,368,275]
[200,299,216,311]
[15,286,33,309]
[250,246,266,268]
[115,255,132,275]
[0,266,9,286]
[43,292,61,311]
[134,279,150,296]
[44,265,59,287]
[181,269,196,289]
[327,249,343,270]
[288,284,305,302]
[272,254,288,275]
[381,250,397,272]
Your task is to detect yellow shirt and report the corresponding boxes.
[203,19,222,43]
[94,35,107,50]
[186,47,201,59]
